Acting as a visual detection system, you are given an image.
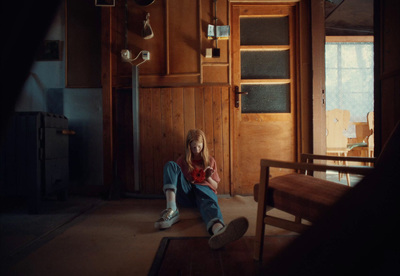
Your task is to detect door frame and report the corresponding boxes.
[310,0,326,160]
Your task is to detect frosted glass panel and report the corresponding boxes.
[241,84,290,113]
[240,17,289,45]
[241,51,289,79]
[325,42,374,122]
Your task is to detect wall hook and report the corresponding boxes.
[142,13,154,39]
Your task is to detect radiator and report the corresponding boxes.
[0,112,72,213]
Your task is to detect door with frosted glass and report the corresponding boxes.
[231,4,298,195]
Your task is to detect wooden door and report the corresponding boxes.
[231,4,298,195]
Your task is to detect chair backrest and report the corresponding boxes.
[367,111,374,156]
[326,109,351,149]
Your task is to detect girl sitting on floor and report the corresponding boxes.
[155,129,248,249]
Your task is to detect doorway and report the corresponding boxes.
[325,37,374,159]
[324,0,375,166]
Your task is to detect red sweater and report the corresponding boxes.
[176,156,220,194]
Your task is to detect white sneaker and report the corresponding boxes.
[208,217,249,249]
[154,208,180,230]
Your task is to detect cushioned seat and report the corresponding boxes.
[265,173,350,222]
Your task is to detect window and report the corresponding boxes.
[325,40,374,124]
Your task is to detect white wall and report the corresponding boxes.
[15,1,104,190]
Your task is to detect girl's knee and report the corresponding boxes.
[164,161,178,171]
[165,161,176,166]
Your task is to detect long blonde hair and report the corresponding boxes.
[185,129,210,172]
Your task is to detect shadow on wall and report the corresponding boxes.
[63,88,104,190]
[114,88,186,195]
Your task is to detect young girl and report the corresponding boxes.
[155,129,249,249]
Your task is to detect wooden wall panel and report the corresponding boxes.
[113,0,230,88]
[200,0,229,64]
[202,65,229,83]
[126,0,166,75]
[160,88,174,171]
[152,88,163,193]
[377,0,400,149]
[204,87,214,157]
[168,0,200,74]
[381,77,400,143]
[139,86,230,195]
[183,88,196,132]
[115,89,134,192]
[221,86,230,194]
[101,8,113,190]
[212,88,224,193]
[195,87,205,129]
[139,88,154,193]
[66,0,101,88]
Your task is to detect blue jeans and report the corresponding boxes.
[163,161,224,234]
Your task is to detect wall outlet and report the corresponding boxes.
[212,48,220,57]
[205,48,212,58]
[142,51,150,60]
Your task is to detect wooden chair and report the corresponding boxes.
[345,111,374,166]
[326,109,352,185]
[256,120,400,274]
[253,154,377,262]
[367,111,374,158]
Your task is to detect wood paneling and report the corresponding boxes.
[101,7,113,191]
[66,0,101,88]
[113,0,230,87]
[115,89,134,192]
[126,0,166,75]
[104,1,312,196]
[375,0,400,153]
[138,86,230,195]
[168,0,200,74]
[200,0,229,64]
[311,0,326,180]
[202,64,229,83]
[298,0,313,158]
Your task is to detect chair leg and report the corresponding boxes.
[344,152,351,186]
[254,167,269,262]
[345,172,351,186]
[335,153,342,181]
[254,215,266,262]
[254,194,267,261]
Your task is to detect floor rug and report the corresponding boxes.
[149,235,297,276]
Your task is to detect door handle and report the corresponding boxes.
[234,86,248,108]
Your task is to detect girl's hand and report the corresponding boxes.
[204,166,218,190]
[204,166,214,179]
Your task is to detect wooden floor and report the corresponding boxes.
[149,236,298,276]
[1,174,365,275]
[0,195,299,276]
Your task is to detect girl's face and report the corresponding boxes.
[190,140,203,157]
